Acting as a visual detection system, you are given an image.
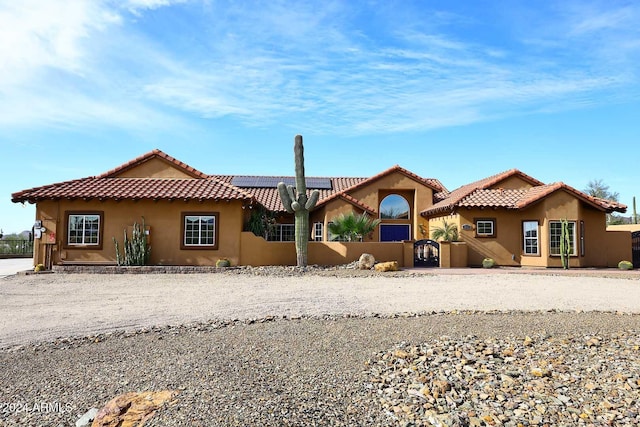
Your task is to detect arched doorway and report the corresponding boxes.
[414,239,439,267]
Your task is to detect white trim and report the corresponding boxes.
[522,221,539,256]
[476,220,494,236]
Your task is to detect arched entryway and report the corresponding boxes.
[414,239,439,267]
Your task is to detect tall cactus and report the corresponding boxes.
[633,196,637,224]
[559,219,571,269]
[277,135,320,267]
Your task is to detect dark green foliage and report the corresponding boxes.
[113,217,151,266]
[277,135,320,267]
[245,206,276,239]
[327,212,380,242]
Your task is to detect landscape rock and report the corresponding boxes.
[358,253,375,270]
[91,390,178,427]
[76,408,99,427]
[374,261,399,272]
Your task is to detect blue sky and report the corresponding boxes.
[2,0,639,233]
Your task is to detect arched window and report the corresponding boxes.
[380,194,410,219]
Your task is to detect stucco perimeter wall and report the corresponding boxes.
[34,199,245,267]
[601,231,632,267]
[439,242,468,268]
[240,232,408,267]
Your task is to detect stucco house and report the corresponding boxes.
[12,149,630,269]
[421,169,629,268]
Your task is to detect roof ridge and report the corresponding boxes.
[97,149,209,179]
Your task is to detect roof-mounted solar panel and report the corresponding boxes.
[231,176,332,190]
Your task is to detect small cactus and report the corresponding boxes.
[559,219,571,269]
[277,135,320,267]
[482,258,496,268]
[216,258,231,268]
[618,260,633,270]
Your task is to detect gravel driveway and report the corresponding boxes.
[1,269,639,426]
[1,269,639,348]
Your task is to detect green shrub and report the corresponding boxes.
[482,258,496,268]
[618,260,633,270]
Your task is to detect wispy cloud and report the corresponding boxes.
[1,0,639,136]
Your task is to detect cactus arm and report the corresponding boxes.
[305,190,320,210]
[277,182,294,213]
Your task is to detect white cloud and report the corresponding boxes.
[1,0,639,137]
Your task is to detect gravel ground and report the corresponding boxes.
[1,268,639,426]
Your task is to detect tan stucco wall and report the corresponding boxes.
[240,232,408,266]
[346,172,435,241]
[488,175,535,190]
[33,198,244,266]
[114,157,197,178]
[439,242,468,268]
[451,190,631,268]
[607,224,640,232]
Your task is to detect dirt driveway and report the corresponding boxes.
[1,270,639,348]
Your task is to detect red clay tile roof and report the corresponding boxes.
[213,175,370,212]
[11,177,254,203]
[422,169,545,215]
[421,171,627,216]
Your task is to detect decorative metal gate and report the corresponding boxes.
[414,239,440,267]
[632,231,640,269]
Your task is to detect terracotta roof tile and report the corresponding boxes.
[213,175,369,212]
[458,189,530,208]
[420,173,627,217]
[12,177,254,203]
[422,169,545,215]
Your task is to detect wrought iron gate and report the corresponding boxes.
[632,231,640,269]
[414,239,440,267]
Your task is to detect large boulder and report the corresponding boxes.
[358,253,376,270]
[91,390,178,427]
[374,261,399,272]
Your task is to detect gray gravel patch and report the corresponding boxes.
[1,313,639,426]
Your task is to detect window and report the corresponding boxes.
[523,221,539,255]
[182,212,218,249]
[549,221,577,256]
[66,212,103,248]
[475,218,496,237]
[267,224,295,241]
[313,222,323,241]
[380,224,411,242]
[380,194,410,219]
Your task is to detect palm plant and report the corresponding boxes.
[328,212,381,242]
[430,220,459,242]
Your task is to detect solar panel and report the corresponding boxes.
[231,176,332,190]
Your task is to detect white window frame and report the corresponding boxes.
[549,221,577,256]
[476,219,495,237]
[313,222,323,241]
[68,214,101,246]
[523,221,539,256]
[184,214,216,247]
[268,224,295,241]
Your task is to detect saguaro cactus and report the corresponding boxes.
[277,135,320,267]
[559,219,571,269]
